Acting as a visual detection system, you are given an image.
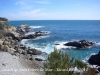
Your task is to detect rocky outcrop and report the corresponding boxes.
[5,32,21,41]
[88,51,100,66]
[17,24,31,34]
[64,40,95,49]
[20,31,45,39]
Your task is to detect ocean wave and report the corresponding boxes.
[25,31,50,36]
[96,42,100,46]
[25,32,35,36]
[21,39,54,54]
[34,35,50,40]
[30,26,44,29]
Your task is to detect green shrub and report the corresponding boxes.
[0,17,8,21]
[0,22,11,30]
[0,22,4,30]
[44,48,97,75]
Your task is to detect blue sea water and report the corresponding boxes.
[6,20,100,60]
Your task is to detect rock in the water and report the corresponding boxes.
[88,51,100,66]
[27,49,42,55]
[64,40,95,49]
[55,44,60,45]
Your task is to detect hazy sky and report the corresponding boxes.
[0,0,100,20]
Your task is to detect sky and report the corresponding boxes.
[0,0,100,20]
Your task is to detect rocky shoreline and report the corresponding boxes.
[0,24,47,75]
[0,24,48,61]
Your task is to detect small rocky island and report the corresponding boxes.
[64,40,96,49]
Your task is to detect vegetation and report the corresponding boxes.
[0,21,11,30]
[0,20,11,38]
[0,17,8,21]
[44,48,97,75]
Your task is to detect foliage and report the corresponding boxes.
[0,22,11,30]
[44,48,97,75]
[0,22,4,30]
[0,17,8,21]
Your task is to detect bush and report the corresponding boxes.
[0,22,4,30]
[0,22,11,30]
[0,17,8,21]
[44,48,97,75]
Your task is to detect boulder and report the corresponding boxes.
[29,58,33,61]
[3,40,9,45]
[35,58,43,61]
[27,49,42,55]
[17,49,23,53]
[0,44,4,50]
[3,45,9,52]
[88,51,100,66]
[8,48,15,53]
[64,40,95,49]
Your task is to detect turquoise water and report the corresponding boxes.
[6,20,100,60]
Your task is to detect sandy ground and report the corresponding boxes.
[0,52,44,75]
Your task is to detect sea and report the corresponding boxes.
[6,20,100,61]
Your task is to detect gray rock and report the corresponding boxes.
[3,40,9,45]
[35,58,43,61]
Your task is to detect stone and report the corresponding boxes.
[18,49,23,53]
[35,58,43,61]
[3,45,9,52]
[29,58,33,61]
[3,40,9,45]
[2,63,6,66]
[27,49,42,55]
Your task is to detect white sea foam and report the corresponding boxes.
[21,39,54,54]
[25,32,35,36]
[96,42,100,46]
[30,26,44,29]
[25,31,50,36]
[34,35,50,40]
